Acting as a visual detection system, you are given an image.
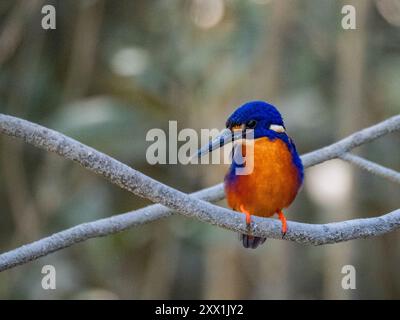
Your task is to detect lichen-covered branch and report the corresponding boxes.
[300,114,400,167]
[0,113,399,272]
[340,153,400,185]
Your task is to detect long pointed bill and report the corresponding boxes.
[193,128,244,160]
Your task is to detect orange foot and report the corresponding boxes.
[277,210,287,238]
[239,204,252,226]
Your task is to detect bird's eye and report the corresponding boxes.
[246,120,257,129]
[269,124,285,133]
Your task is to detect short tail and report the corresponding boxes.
[239,234,266,249]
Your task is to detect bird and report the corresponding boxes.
[195,101,303,249]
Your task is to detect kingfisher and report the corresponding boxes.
[195,101,303,249]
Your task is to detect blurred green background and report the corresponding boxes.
[0,0,399,299]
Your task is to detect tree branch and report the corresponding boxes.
[300,114,400,167]
[339,153,400,185]
[0,113,399,272]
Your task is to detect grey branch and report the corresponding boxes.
[340,153,400,185]
[0,113,399,272]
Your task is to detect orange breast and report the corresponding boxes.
[224,137,301,217]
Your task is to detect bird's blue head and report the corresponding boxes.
[226,101,286,140]
[194,100,303,183]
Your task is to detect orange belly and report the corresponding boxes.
[224,137,301,217]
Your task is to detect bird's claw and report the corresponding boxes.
[240,204,252,228]
[278,210,288,239]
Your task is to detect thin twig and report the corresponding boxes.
[300,114,400,167]
[0,113,399,272]
[340,153,400,185]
